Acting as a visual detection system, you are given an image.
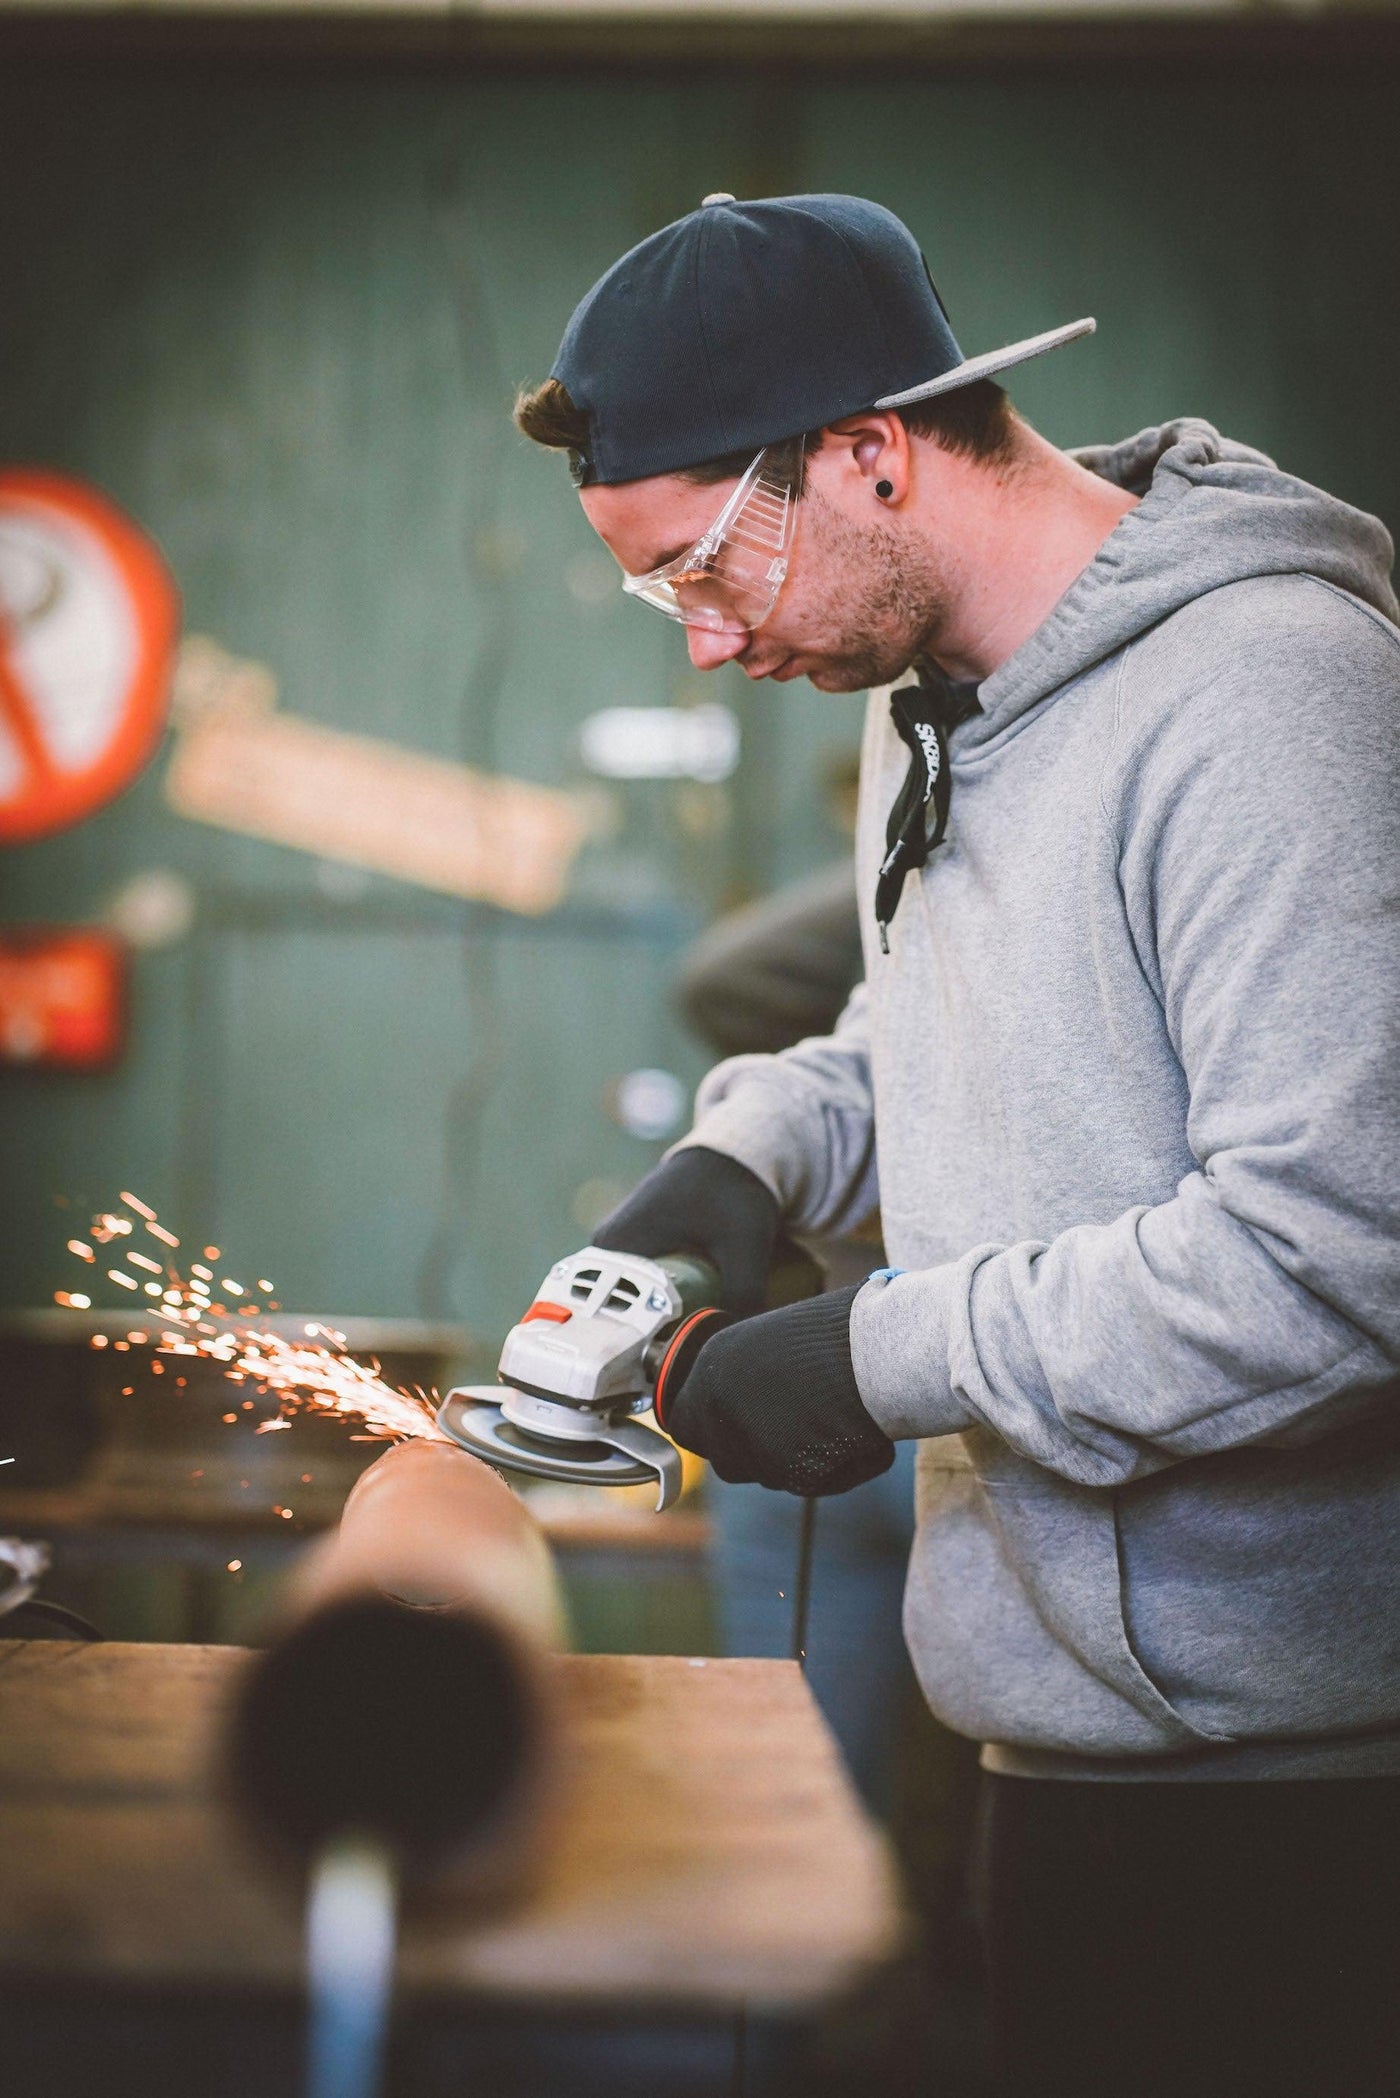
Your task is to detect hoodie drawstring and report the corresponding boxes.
[874,677,979,951]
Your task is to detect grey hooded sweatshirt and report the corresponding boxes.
[683,420,1400,1779]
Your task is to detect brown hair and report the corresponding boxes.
[900,379,1020,468]
[513,375,1020,488]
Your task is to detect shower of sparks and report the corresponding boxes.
[55,1194,448,1448]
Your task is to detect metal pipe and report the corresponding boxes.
[224,1439,564,1891]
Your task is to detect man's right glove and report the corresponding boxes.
[592,1145,780,1318]
[657,1285,896,1496]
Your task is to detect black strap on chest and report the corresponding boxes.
[873,671,980,952]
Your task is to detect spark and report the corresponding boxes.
[64,1196,447,1450]
[53,1290,91,1309]
[68,1240,94,1261]
[227,1559,242,1572]
[226,1333,446,1444]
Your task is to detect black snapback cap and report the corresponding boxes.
[552,192,1094,487]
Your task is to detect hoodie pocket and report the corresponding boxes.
[906,1435,1217,1756]
[1114,1425,1400,1742]
[977,1460,1228,1748]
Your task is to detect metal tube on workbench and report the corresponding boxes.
[224,1440,564,1890]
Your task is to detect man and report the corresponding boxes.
[514,194,1400,2094]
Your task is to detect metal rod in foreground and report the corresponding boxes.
[306,1832,399,2098]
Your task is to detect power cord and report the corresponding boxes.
[6,1597,104,1640]
[791,1496,817,1668]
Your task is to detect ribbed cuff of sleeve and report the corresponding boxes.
[849,1266,974,1441]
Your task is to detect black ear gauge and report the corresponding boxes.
[876,479,894,499]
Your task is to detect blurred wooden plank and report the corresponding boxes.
[0,1639,229,1796]
[0,1642,898,2011]
[165,672,590,918]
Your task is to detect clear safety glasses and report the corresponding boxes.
[621,439,804,634]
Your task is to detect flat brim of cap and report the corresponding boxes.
[873,317,1095,409]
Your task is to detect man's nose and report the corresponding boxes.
[685,624,749,672]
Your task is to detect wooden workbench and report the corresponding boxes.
[0,1640,900,2096]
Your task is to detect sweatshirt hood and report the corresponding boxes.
[968,418,1399,743]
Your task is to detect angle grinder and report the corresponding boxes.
[438,1241,820,1511]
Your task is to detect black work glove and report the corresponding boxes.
[593,1145,780,1318]
[658,1284,895,1497]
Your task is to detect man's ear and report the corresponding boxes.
[821,412,913,506]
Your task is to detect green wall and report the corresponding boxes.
[1,55,1396,1345]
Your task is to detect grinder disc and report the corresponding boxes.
[437,1390,659,1488]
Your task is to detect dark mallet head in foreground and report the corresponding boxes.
[548,192,1094,485]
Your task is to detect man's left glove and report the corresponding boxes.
[658,1284,895,1497]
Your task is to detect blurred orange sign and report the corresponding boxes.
[0,471,180,844]
[0,930,127,1069]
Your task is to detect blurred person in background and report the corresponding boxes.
[676,759,918,1821]
[675,804,985,2069]
[516,193,1400,2095]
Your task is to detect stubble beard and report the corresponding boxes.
[800,496,953,693]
